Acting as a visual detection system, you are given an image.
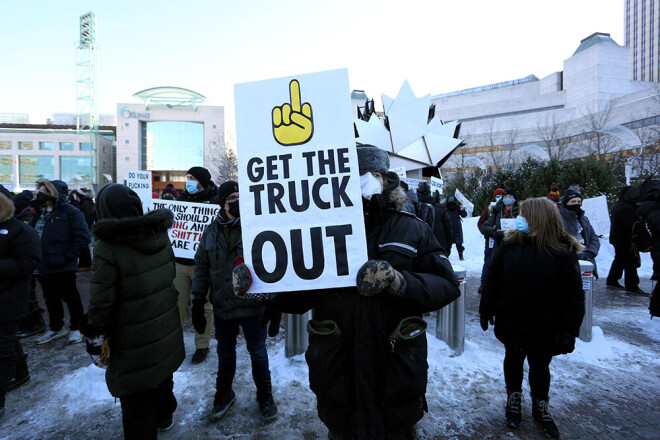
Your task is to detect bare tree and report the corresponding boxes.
[205,130,238,183]
[535,111,569,161]
[581,103,618,159]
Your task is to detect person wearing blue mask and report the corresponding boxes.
[477,188,505,294]
[174,166,218,365]
[480,197,585,439]
[481,188,519,252]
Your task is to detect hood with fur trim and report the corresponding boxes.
[93,209,174,254]
[36,179,59,199]
[0,193,15,222]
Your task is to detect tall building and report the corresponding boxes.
[625,0,660,82]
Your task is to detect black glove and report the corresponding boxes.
[480,315,495,331]
[577,252,592,261]
[86,338,103,356]
[554,332,575,354]
[260,308,282,337]
[78,314,100,339]
[191,299,207,335]
[356,260,407,297]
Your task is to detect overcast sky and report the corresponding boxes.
[0,0,623,131]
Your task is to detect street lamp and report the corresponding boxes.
[597,125,643,185]
[463,156,487,187]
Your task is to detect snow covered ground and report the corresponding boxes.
[1,216,658,439]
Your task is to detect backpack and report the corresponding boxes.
[631,216,654,252]
[415,202,436,230]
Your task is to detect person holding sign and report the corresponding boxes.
[559,189,600,279]
[234,145,461,440]
[190,181,279,422]
[174,166,217,364]
[481,188,520,252]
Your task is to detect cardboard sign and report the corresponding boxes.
[125,170,152,213]
[389,166,406,179]
[235,69,368,293]
[581,195,610,237]
[500,218,516,231]
[430,177,443,196]
[150,200,220,259]
[454,188,474,217]
[401,177,425,192]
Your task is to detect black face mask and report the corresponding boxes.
[227,200,240,218]
[35,192,51,205]
[565,204,582,212]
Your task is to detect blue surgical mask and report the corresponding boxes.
[503,197,515,206]
[515,216,530,233]
[186,180,199,194]
[495,195,502,202]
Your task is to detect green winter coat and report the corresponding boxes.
[88,209,184,398]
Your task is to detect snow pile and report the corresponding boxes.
[57,364,114,413]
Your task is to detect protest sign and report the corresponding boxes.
[500,218,516,231]
[125,170,152,213]
[150,200,220,259]
[390,166,406,179]
[430,177,443,196]
[454,188,474,217]
[401,177,425,192]
[581,195,610,237]
[235,68,368,293]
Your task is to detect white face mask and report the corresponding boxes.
[360,172,382,200]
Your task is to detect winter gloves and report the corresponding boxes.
[356,260,407,297]
[261,308,282,337]
[191,299,207,335]
[232,257,252,296]
[480,315,495,331]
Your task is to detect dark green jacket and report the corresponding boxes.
[88,209,184,398]
[191,217,265,320]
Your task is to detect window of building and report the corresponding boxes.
[19,155,54,183]
[125,140,129,144]
[60,142,74,151]
[39,142,54,150]
[60,156,92,184]
[125,122,130,127]
[19,141,33,150]
[0,155,11,183]
[141,120,204,171]
[80,142,91,151]
[212,124,217,129]
[0,141,11,150]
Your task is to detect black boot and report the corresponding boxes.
[0,387,6,419]
[256,380,278,421]
[209,383,235,422]
[8,354,29,392]
[505,390,522,429]
[532,397,560,439]
[459,251,464,261]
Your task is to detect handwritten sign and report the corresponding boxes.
[430,177,443,196]
[500,218,516,231]
[454,188,474,217]
[581,195,610,237]
[125,170,152,213]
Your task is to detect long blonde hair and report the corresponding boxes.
[505,197,584,254]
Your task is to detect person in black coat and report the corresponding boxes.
[69,190,95,271]
[0,193,40,419]
[446,195,468,260]
[233,144,461,440]
[480,197,585,439]
[637,195,660,317]
[417,182,452,256]
[606,187,645,293]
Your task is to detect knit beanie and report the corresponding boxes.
[161,184,178,198]
[503,188,518,199]
[96,184,144,220]
[186,166,212,189]
[562,189,582,206]
[492,188,504,201]
[547,186,561,203]
[12,190,34,212]
[356,144,390,174]
[217,181,239,207]
[417,181,431,196]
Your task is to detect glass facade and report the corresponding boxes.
[39,142,54,150]
[141,121,204,171]
[60,142,74,151]
[19,155,54,183]
[60,156,91,184]
[0,155,12,183]
[80,142,91,151]
[19,141,33,150]
[0,141,11,150]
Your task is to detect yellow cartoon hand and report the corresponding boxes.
[272,80,314,145]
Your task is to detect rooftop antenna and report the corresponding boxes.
[76,12,98,186]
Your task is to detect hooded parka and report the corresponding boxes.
[88,208,184,398]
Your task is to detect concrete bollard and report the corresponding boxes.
[284,311,312,358]
[436,265,466,355]
[578,260,594,342]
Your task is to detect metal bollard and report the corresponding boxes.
[578,260,594,342]
[284,311,312,358]
[436,265,466,355]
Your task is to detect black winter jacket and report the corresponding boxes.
[31,179,90,275]
[176,180,219,266]
[446,203,467,245]
[0,194,40,323]
[88,209,184,398]
[638,199,660,280]
[480,200,519,250]
[418,193,452,254]
[560,206,600,278]
[270,187,461,440]
[191,217,265,320]
[480,235,585,354]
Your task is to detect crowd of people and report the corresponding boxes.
[0,151,658,439]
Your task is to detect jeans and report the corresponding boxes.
[38,271,84,332]
[0,321,24,389]
[119,375,176,440]
[503,344,553,401]
[214,313,270,388]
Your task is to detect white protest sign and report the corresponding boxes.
[454,188,474,217]
[430,177,443,196]
[390,166,406,179]
[125,170,152,213]
[235,68,368,294]
[500,218,516,231]
[581,195,610,237]
[150,200,220,259]
[401,177,425,192]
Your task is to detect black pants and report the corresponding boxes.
[19,277,45,329]
[78,245,92,268]
[607,245,640,290]
[38,271,83,332]
[0,320,25,389]
[119,375,177,440]
[503,345,553,401]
